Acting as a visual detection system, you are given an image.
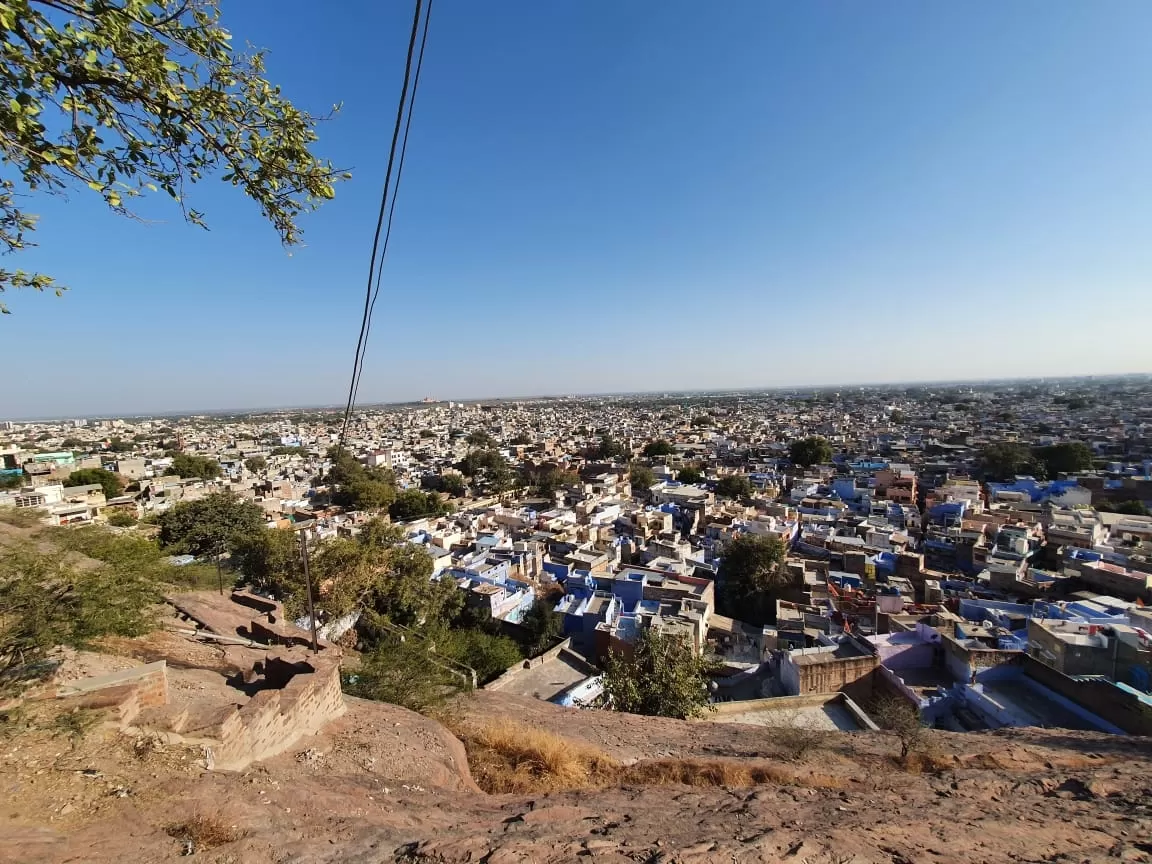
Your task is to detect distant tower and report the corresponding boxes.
[176,432,186,452]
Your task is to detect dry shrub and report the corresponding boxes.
[457,719,849,794]
[461,718,620,793]
[771,710,826,762]
[166,813,246,850]
[871,697,928,760]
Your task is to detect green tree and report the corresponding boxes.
[1115,500,1151,516]
[715,474,753,499]
[340,478,396,512]
[156,491,264,556]
[717,533,788,624]
[1034,442,1093,477]
[510,432,533,446]
[229,526,299,594]
[458,449,511,492]
[520,598,563,656]
[324,447,365,485]
[643,439,675,458]
[0,0,345,312]
[789,437,832,468]
[323,446,397,511]
[244,455,267,473]
[296,519,461,630]
[166,453,222,480]
[592,434,626,461]
[105,436,132,453]
[466,430,494,448]
[64,467,123,499]
[690,416,711,428]
[0,472,23,490]
[628,463,655,495]
[389,488,448,522]
[343,637,469,712]
[979,442,1039,481]
[1,537,158,676]
[676,465,703,485]
[599,628,716,719]
[440,474,467,497]
[430,624,523,685]
[522,464,580,496]
[105,509,137,527]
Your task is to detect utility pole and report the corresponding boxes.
[216,541,225,596]
[298,524,319,654]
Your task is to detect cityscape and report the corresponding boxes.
[4,0,1152,861]
[4,373,1152,733]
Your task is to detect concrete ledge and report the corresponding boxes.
[706,692,879,731]
[484,637,575,691]
[56,661,167,700]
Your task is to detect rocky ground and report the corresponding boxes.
[2,628,1151,864]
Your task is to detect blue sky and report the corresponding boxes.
[3,0,1152,417]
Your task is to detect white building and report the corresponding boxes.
[367,448,410,472]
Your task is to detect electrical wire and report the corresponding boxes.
[350,0,433,414]
[339,0,430,447]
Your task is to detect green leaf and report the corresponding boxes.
[0,0,348,310]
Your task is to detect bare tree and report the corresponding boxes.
[872,697,928,760]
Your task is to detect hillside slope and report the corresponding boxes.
[4,671,1152,864]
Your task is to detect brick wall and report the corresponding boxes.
[54,661,168,724]
[206,654,345,771]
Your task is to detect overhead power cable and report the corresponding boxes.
[339,0,431,446]
[350,0,433,414]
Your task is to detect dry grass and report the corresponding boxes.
[623,758,847,790]
[165,813,246,850]
[455,718,848,794]
[462,718,620,793]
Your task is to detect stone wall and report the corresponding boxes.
[1023,656,1152,736]
[205,654,346,771]
[788,654,879,699]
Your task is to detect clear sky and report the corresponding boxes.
[4,0,1152,417]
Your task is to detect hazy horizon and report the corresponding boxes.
[5,371,1148,424]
